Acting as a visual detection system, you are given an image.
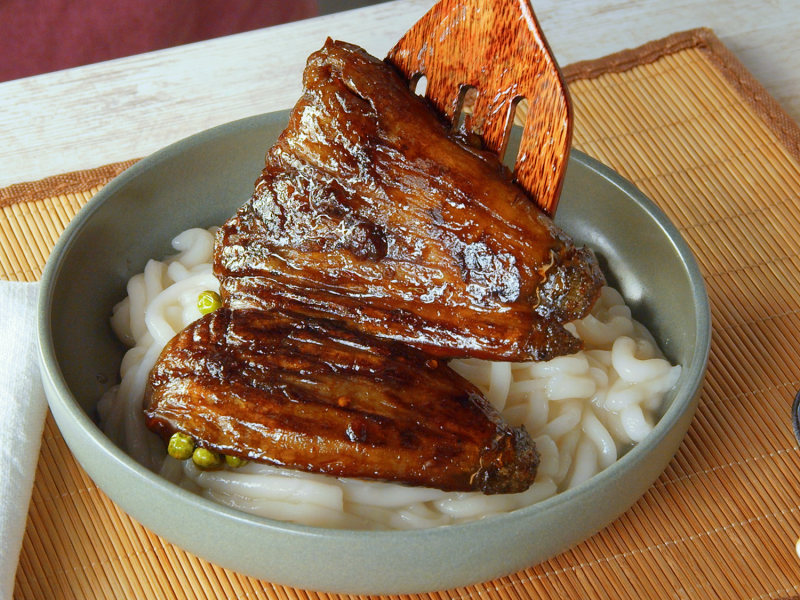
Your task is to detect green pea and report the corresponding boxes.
[225,455,249,468]
[198,291,223,315]
[167,432,195,461]
[192,447,222,469]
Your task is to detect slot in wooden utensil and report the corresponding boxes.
[386,0,571,218]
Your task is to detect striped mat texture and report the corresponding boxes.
[6,28,800,600]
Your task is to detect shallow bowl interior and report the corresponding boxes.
[38,111,711,595]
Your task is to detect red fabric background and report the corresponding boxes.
[0,1,319,83]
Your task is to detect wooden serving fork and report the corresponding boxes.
[386,0,571,218]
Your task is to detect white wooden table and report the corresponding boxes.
[1,0,798,189]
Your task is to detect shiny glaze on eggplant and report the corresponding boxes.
[145,308,538,494]
[143,40,609,493]
[214,39,604,362]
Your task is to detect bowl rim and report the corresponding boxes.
[37,111,712,542]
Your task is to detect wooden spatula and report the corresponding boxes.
[386,0,571,218]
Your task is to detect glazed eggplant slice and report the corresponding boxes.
[214,39,604,362]
[145,308,538,494]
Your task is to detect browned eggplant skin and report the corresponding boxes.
[214,39,604,362]
[143,40,611,494]
[145,309,539,494]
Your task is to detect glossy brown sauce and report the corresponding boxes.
[146,309,538,493]
[215,40,603,361]
[145,40,605,494]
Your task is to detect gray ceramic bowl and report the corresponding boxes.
[38,111,711,595]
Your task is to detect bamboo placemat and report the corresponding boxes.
[7,28,800,600]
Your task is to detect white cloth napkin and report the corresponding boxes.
[0,281,46,600]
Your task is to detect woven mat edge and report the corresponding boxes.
[562,27,800,165]
[0,159,140,208]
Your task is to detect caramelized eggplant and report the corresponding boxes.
[214,39,604,362]
[144,40,610,493]
[145,308,538,494]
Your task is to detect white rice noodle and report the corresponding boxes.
[184,461,345,511]
[99,228,682,530]
[103,229,221,471]
[205,488,364,530]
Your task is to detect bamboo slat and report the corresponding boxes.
[7,29,800,600]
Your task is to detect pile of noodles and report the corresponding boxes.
[98,228,681,530]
